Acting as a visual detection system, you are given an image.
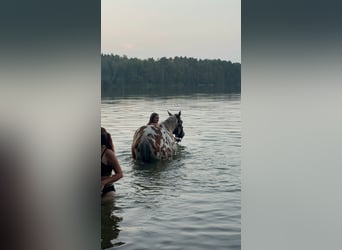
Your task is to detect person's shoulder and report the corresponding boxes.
[104,148,118,162]
[104,148,115,157]
[147,123,159,127]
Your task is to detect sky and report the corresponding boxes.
[101,0,241,62]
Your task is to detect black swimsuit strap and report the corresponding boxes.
[101,148,107,160]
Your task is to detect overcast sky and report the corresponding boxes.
[101,0,240,62]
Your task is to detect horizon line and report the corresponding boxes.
[101,53,241,63]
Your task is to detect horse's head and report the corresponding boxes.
[168,111,185,142]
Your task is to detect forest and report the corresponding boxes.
[102,54,241,97]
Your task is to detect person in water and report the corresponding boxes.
[147,112,159,127]
[101,127,123,200]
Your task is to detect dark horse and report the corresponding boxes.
[131,111,185,162]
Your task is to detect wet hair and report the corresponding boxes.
[101,127,114,151]
[148,112,159,124]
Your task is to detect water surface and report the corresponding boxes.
[101,94,241,250]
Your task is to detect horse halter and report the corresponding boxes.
[173,117,185,142]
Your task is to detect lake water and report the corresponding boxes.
[101,94,241,250]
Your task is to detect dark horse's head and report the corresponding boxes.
[168,111,185,142]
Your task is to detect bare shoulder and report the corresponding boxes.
[105,148,120,164]
[104,148,115,158]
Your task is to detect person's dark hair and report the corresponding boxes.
[148,112,159,124]
[101,127,114,151]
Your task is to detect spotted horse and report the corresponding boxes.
[131,111,185,162]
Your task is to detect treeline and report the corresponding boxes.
[102,54,241,97]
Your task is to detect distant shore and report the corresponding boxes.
[102,54,241,97]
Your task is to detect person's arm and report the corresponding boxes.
[101,150,123,187]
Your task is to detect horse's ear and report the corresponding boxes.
[167,111,172,116]
[178,111,181,116]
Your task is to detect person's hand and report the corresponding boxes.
[101,177,114,189]
[101,179,107,193]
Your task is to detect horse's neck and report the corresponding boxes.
[161,117,176,132]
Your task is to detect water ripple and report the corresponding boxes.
[101,94,240,250]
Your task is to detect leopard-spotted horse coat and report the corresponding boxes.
[132,111,185,162]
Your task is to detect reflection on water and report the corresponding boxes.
[101,201,124,249]
[101,94,241,250]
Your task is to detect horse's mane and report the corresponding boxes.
[160,115,178,132]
